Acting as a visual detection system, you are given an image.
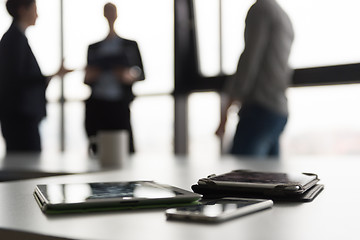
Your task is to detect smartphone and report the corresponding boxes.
[165,198,273,223]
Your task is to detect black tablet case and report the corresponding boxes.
[192,183,324,202]
[192,170,324,202]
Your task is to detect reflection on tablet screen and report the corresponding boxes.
[39,182,178,204]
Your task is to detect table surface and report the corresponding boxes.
[0,152,100,181]
[0,153,358,240]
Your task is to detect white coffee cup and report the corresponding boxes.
[97,130,129,168]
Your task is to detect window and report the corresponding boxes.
[279,0,360,68]
[0,0,174,154]
[62,0,174,101]
[192,0,360,155]
[0,0,174,101]
[2,1,360,155]
[194,0,360,76]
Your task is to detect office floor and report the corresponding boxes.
[1,87,360,158]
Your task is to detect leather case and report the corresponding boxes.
[192,170,324,202]
[192,183,324,202]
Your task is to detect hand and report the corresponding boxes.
[215,95,234,139]
[84,66,101,84]
[114,67,139,85]
[215,118,227,139]
[121,68,136,85]
[55,60,74,78]
[46,60,74,85]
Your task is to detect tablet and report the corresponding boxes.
[197,170,319,194]
[33,181,201,214]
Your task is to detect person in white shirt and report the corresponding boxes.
[216,0,294,157]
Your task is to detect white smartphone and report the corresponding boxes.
[165,198,273,223]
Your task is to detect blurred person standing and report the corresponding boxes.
[216,0,294,157]
[84,2,145,153]
[0,0,72,152]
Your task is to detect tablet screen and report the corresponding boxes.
[36,181,191,204]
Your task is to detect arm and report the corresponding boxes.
[215,96,240,138]
[10,32,72,88]
[46,59,74,87]
[84,66,101,85]
[113,66,141,85]
[113,41,145,85]
[226,5,270,101]
[84,45,101,86]
[216,5,270,138]
[6,30,47,87]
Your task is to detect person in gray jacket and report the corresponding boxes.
[216,0,294,157]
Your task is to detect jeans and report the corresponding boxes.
[230,103,287,157]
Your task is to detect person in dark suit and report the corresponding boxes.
[84,2,145,153]
[0,0,72,152]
